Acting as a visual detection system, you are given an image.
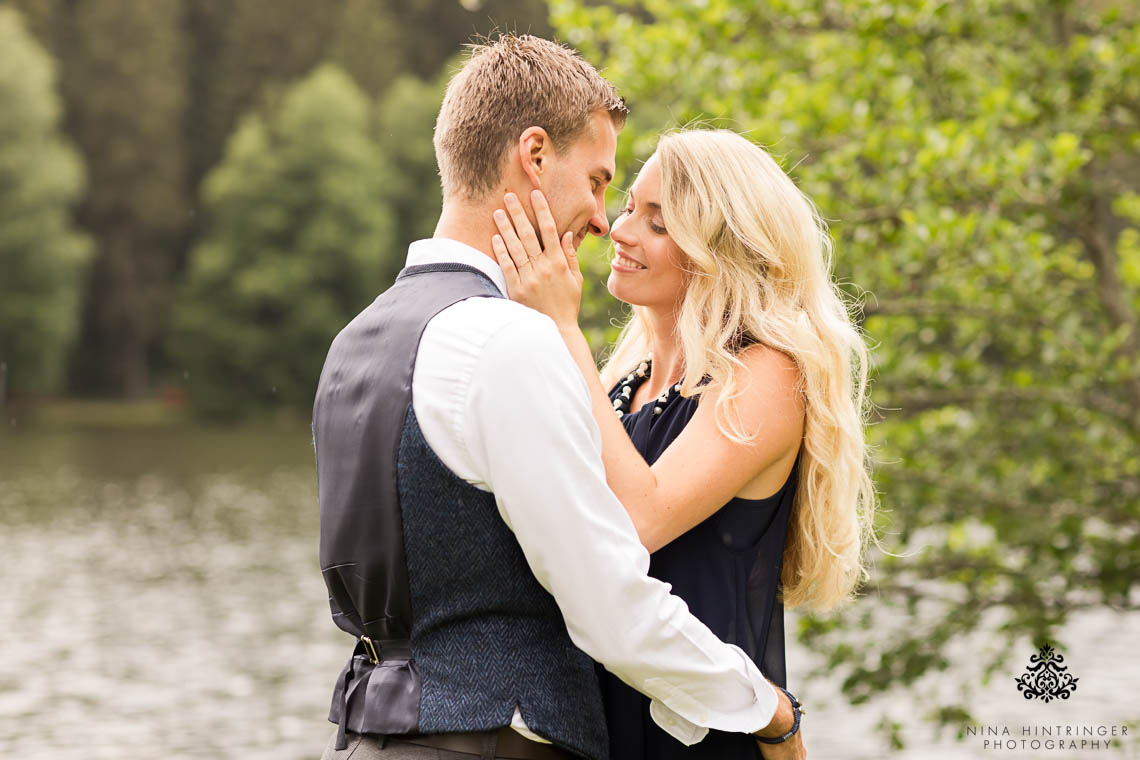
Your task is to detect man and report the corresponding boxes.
[314,35,805,760]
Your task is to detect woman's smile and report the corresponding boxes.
[612,249,647,271]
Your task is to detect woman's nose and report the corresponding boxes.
[609,212,633,245]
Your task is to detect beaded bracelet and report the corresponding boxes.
[755,685,804,745]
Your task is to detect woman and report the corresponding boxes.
[491,129,875,760]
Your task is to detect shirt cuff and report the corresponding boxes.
[646,648,780,746]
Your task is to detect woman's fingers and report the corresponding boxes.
[493,208,529,270]
[561,231,579,272]
[490,195,582,322]
[491,233,522,297]
[530,190,563,261]
[503,193,543,260]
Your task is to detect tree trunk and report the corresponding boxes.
[122,333,149,401]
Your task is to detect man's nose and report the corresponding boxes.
[587,199,610,237]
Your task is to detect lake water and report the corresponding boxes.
[1,425,1137,759]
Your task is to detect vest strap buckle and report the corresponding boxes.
[360,635,381,665]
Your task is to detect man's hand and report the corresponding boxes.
[753,685,806,760]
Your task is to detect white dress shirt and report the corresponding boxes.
[407,237,779,745]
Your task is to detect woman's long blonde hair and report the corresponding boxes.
[601,129,876,612]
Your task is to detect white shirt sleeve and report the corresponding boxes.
[458,308,779,745]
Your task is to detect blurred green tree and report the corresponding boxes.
[173,64,397,418]
[183,0,549,253]
[173,2,547,371]
[381,0,552,78]
[10,0,189,399]
[375,72,449,274]
[10,0,549,400]
[0,6,91,401]
[555,0,1140,743]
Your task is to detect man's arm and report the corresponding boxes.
[463,309,781,745]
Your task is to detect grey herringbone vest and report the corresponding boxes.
[313,263,608,760]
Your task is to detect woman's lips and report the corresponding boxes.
[612,250,646,271]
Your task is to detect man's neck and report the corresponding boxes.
[433,201,500,263]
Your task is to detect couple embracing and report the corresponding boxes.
[313,34,874,760]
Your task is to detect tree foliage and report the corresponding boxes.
[7,0,549,400]
[375,72,450,272]
[555,0,1140,739]
[0,5,91,398]
[12,0,190,398]
[173,65,398,418]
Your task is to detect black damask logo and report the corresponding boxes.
[1015,643,1078,702]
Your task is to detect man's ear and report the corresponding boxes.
[517,126,550,190]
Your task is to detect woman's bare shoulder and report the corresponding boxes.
[726,343,805,416]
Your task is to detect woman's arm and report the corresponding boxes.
[493,190,804,553]
[564,328,804,552]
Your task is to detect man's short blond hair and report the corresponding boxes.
[433,34,627,200]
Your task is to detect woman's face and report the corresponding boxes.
[607,153,690,312]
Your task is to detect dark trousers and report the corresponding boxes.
[320,729,525,760]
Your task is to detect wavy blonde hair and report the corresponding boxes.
[601,129,876,612]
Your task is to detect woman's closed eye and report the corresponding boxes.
[617,204,666,235]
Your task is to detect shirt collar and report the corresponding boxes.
[405,238,507,296]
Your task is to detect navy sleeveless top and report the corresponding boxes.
[599,368,798,760]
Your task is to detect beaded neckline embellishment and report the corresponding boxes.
[612,356,682,419]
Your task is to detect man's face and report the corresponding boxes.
[539,111,617,249]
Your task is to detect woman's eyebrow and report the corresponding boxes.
[627,188,661,210]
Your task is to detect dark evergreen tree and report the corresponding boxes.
[0,6,92,400]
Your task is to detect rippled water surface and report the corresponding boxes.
[2,426,1137,759]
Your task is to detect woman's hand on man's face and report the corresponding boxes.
[492,189,584,328]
